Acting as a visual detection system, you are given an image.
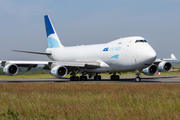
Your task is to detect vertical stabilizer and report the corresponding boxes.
[44,15,64,48]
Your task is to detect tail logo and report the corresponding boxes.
[47,37,60,48]
[44,15,55,37]
[44,15,64,48]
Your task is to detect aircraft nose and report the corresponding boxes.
[136,44,157,64]
[147,49,157,61]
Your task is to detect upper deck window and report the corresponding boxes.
[135,40,147,43]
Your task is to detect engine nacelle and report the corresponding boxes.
[3,64,19,76]
[158,61,172,72]
[142,64,158,76]
[51,65,68,78]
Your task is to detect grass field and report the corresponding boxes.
[0,83,180,119]
[173,64,180,69]
[0,74,54,79]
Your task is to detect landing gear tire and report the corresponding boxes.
[94,75,101,80]
[135,77,141,82]
[70,76,79,81]
[80,76,87,81]
[110,75,119,80]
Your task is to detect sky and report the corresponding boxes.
[0,0,180,61]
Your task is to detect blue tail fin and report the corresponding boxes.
[44,15,64,48]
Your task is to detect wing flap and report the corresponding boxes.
[52,61,101,68]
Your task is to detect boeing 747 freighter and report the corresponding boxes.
[1,15,177,82]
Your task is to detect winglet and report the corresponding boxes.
[44,15,64,48]
[155,54,178,62]
[171,54,177,59]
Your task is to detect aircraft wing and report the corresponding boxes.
[155,54,177,63]
[0,60,101,71]
[52,61,101,69]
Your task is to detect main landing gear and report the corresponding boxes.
[69,70,142,82]
[70,68,81,81]
[94,73,101,80]
[70,75,88,81]
[71,72,102,81]
[70,71,88,81]
[70,76,79,81]
[80,73,87,81]
[110,72,120,80]
[135,70,141,82]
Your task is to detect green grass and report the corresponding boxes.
[0,83,180,119]
[172,64,180,69]
[159,71,180,75]
[0,74,54,79]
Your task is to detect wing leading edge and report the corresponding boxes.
[1,60,101,71]
[155,54,177,63]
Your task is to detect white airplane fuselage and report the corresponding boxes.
[1,14,177,83]
[1,15,177,82]
[46,36,157,73]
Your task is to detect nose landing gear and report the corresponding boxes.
[135,70,141,82]
[135,76,141,82]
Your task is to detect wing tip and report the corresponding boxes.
[171,54,177,60]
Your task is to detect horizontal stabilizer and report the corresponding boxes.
[12,50,51,55]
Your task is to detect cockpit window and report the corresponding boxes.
[135,40,147,43]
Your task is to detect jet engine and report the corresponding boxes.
[3,64,19,76]
[51,65,68,78]
[142,64,158,76]
[158,61,172,72]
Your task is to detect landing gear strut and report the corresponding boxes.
[110,72,120,80]
[70,68,80,81]
[135,70,141,82]
[80,72,87,81]
[94,73,101,80]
